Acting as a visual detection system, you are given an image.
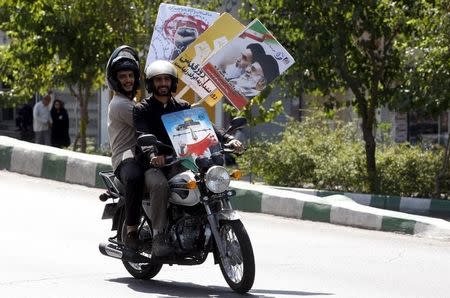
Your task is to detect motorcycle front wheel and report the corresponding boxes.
[218,220,255,294]
[118,212,162,279]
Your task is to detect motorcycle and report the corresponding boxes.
[98,117,255,294]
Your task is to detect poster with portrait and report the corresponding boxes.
[145,3,219,68]
[172,13,244,106]
[202,19,295,110]
[161,107,220,159]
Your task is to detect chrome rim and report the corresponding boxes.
[220,224,244,283]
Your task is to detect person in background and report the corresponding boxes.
[50,99,70,148]
[33,94,52,145]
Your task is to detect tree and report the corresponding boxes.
[397,1,450,196]
[240,0,441,192]
[397,1,450,115]
[0,0,160,152]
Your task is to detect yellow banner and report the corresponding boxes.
[172,13,245,107]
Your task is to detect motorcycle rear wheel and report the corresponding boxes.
[118,213,162,279]
[218,220,255,294]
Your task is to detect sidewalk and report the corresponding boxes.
[1,135,450,240]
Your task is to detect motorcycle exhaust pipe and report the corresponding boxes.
[99,243,152,263]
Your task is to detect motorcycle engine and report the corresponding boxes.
[170,215,205,252]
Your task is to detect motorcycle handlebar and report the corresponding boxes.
[221,144,246,155]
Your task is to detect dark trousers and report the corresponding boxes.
[115,159,144,227]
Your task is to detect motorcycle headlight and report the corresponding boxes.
[205,166,230,193]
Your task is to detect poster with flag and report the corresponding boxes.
[161,107,219,159]
[202,19,295,110]
[145,3,219,68]
[172,13,245,106]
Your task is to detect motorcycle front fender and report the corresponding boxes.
[216,209,240,221]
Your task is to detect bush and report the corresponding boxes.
[237,116,445,198]
[238,116,367,191]
[377,144,442,197]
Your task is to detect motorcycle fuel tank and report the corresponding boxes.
[168,170,201,206]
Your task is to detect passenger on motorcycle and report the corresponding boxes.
[133,60,244,256]
[106,45,144,251]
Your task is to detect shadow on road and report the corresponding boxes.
[108,277,333,297]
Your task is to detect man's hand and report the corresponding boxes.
[150,156,165,167]
[225,139,245,154]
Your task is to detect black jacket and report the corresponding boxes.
[133,96,233,155]
[50,108,70,148]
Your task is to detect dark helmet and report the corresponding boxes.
[144,60,178,93]
[106,45,140,96]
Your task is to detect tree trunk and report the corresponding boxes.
[79,96,88,153]
[69,84,90,153]
[333,20,381,193]
[360,112,378,193]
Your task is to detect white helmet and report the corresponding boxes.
[144,60,178,93]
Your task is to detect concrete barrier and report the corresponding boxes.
[1,136,450,239]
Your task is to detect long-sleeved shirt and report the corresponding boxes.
[108,93,137,171]
[33,101,52,132]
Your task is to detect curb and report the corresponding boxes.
[1,136,450,239]
[272,186,450,218]
[0,136,112,188]
[230,181,450,238]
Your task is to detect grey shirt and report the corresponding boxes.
[107,93,137,171]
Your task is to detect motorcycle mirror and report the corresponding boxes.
[224,117,247,135]
[137,134,158,147]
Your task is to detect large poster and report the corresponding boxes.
[145,4,219,68]
[161,107,220,159]
[202,19,295,110]
[172,13,245,106]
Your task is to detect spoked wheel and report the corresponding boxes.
[118,213,162,279]
[218,220,255,294]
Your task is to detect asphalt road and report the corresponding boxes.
[1,170,449,298]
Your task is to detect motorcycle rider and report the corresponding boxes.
[133,60,244,256]
[106,45,144,250]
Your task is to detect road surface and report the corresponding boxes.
[1,170,449,297]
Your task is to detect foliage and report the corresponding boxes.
[239,0,449,193]
[396,1,450,115]
[238,113,367,191]
[238,114,446,198]
[0,0,152,103]
[377,144,443,198]
[0,0,168,151]
[223,85,284,127]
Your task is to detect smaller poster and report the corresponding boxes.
[145,4,219,68]
[161,107,220,159]
[202,19,295,110]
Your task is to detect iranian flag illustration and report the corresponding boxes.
[239,20,276,43]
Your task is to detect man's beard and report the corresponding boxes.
[154,85,171,96]
[238,74,264,89]
[121,85,134,98]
